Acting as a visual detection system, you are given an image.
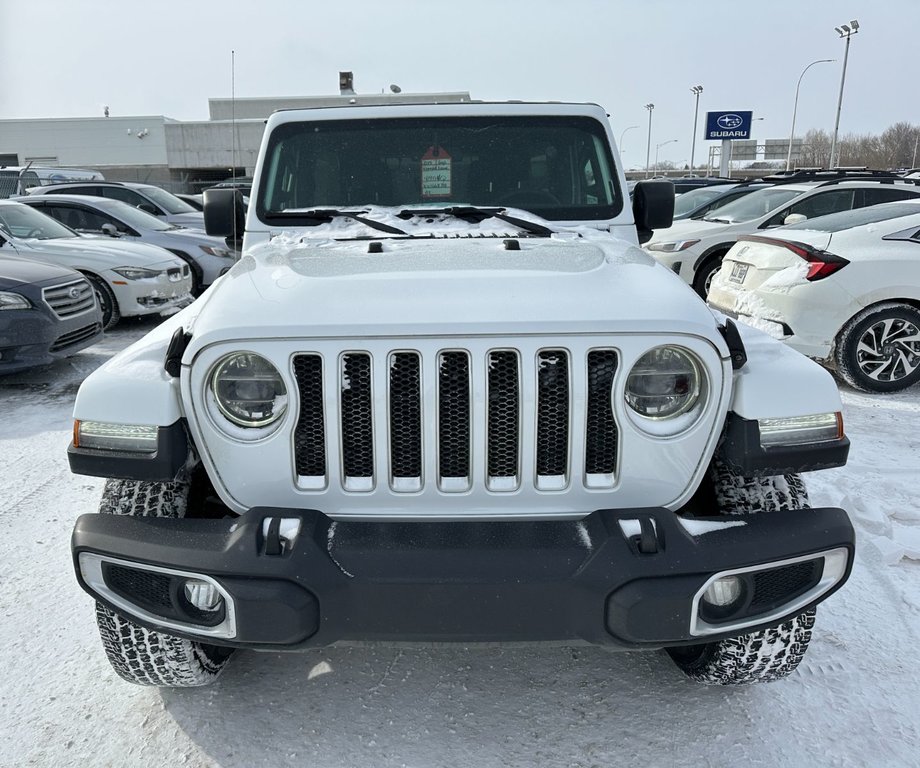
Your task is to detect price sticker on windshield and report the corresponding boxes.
[421,146,452,198]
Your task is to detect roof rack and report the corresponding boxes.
[755,168,920,188]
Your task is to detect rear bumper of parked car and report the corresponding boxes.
[0,307,102,374]
[72,504,854,650]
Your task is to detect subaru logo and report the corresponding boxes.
[69,287,82,299]
[717,114,744,130]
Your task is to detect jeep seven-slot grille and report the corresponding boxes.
[42,278,96,318]
[292,347,619,492]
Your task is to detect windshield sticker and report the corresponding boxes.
[421,146,452,198]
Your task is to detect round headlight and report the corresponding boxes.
[210,353,287,428]
[625,346,702,420]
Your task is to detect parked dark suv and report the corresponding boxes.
[0,254,103,374]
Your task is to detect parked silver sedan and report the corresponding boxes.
[19,195,238,294]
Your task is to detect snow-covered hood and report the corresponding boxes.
[645,217,731,245]
[185,233,724,351]
[19,235,179,267]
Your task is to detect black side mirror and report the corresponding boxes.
[137,202,158,215]
[632,180,675,244]
[204,188,246,239]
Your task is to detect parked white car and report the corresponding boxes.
[0,200,192,329]
[18,194,238,294]
[708,200,920,392]
[646,172,920,297]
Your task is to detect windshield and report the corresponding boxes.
[102,199,177,231]
[0,203,77,239]
[704,187,802,223]
[258,115,622,223]
[673,185,735,217]
[782,202,920,233]
[137,186,197,215]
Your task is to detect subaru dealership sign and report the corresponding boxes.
[705,111,753,140]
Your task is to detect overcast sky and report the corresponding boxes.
[1,0,917,169]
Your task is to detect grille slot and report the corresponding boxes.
[750,560,821,613]
[49,322,101,352]
[42,278,96,318]
[438,351,471,490]
[487,350,520,490]
[585,350,619,487]
[293,354,326,486]
[536,349,570,489]
[340,353,374,491]
[389,352,422,491]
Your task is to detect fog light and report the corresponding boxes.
[183,579,222,612]
[702,575,743,607]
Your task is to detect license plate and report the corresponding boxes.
[728,262,749,284]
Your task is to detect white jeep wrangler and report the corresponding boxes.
[69,102,853,688]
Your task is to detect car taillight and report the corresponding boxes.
[785,243,850,281]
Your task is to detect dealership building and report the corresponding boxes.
[0,82,471,193]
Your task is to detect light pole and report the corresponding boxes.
[619,124,639,162]
[786,59,834,171]
[690,85,703,176]
[644,103,655,178]
[655,140,678,173]
[830,20,859,169]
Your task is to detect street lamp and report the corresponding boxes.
[655,140,678,173]
[644,104,655,178]
[619,124,639,159]
[786,59,835,171]
[690,85,703,176]
[830,20,859,169]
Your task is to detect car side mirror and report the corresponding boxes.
[783,213,808,226]
[632,179,675,244]
[204,188,246,238]
[100,223,119,237]
[137,202,158,215]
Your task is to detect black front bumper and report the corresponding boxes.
[72,505,854,650]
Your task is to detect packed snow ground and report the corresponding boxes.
[1,318,918,768]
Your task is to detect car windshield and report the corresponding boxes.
[0,203,78,239]
[673,185,735,217]
[258,115,622,223]
[703,187,802,223]
[137,186,197,215]
[782,202,920,233]
[99,199,177,231]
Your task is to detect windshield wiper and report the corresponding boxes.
[396,206,555,237]
[266,208,408,236]
[704,217,732,224]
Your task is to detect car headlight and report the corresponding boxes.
[0,291,31,310]
[625,346,702,420]
[646,239,701,253]
[200,245,234,258]
[112,267,162,280]
[209,352,287,428]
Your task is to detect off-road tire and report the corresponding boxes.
[833,302,920,393]
[85,273,121,330]
[94,479,234,687]
[666,462,816,685]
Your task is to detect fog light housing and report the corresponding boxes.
[703,575,743,607]
[183,579,223,612]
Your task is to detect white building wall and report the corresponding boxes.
[0,117,169,167]
[165,120,264,172]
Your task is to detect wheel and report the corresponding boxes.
[834,302,920,393]
[93,479,235,687]
[666,463,816,685]
[692,254,723,298]
[85,274,121,330]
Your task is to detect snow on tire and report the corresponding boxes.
[94,479,234,687]
[666,461,816,686]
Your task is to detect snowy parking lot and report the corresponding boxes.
[1,317,918,768]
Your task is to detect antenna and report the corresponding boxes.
[231,50,238,245]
